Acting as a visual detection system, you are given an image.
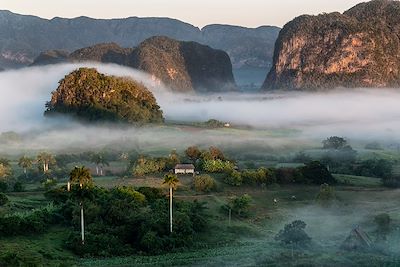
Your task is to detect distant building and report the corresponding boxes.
[174,164,195,175]
[341,226,372,251]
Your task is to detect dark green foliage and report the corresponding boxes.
[275,220,311,246]
[355,159,393,178]
[136,187,164,202]
[222,194,252,218]
[13,181,24,192]
[0,181,8,192]
[241,167,275,185]
[300,161,336,185]
[322,136,348,150]
[45,68,164,124]
[224,170,242,186]
[201,119,225,128]
[275,168,303,184]
[0,205,59,236]
[49,184,208,256]
[0,193,8,206]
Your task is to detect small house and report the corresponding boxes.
[341,226,372,251]
[174,164,195,175]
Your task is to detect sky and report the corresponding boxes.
[1,0,367,28]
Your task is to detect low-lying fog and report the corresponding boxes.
[1,63,400,153]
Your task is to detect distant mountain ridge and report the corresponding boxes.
[263,0,400,90]
[0,10,280,69]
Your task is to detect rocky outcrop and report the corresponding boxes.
[263,0,400,90]
[32,37,237,93]
[45,68,164,124]
[69,43,133,65]
[30,50,69,66]
[130,37,237,92]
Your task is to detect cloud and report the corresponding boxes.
[0,63,400,154]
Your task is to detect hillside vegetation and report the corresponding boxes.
[45,68,164,124]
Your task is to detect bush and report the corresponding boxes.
[193,175,217,192]
[224,170,242,186]
[316,183,336,206]
[300,161,336,185]
[42,178,58,190]
[132,156,167,176]
[0,193,8,206]
[202,159,235,173]
[275,168,303,184]
[13,181,24,192]
[0,181,8,192]
[224,194,252,218]
[275,220,312,246]
[242,167,275,185]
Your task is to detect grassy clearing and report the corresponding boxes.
[0,226,77,267]
[334,174,382,187]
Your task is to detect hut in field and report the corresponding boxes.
[341,226,373,251]
[174,164,195,175]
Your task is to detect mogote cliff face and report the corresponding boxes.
[263,0,400,90]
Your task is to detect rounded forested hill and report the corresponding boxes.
[45,68,164,124]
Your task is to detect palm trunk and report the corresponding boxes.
[170,186,173,233]
[96,166,99,175]
[81,202,85,245]
[43,163,46,173]
[100,166,103,176]
[24,168,27,178]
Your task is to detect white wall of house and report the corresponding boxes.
[174,168,195,174]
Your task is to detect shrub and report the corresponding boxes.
[132,156,167,176]
[0,193,8,206]
[316,183,336,205]
[242,167,275,185]
[13,181,24,192]
[224,194,252,217]
[300,161,336,185]
[224,170,242,186]
[275,220,312,246]
[42,178,58,190]
[193,175,216,192]
[0,181,8,192]
[202,159,235,173]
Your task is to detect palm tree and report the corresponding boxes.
[163,174,179,233]
[69,166,93,188]
[37,152,55,173]
[18,156,33,178]
[69,166,93,245]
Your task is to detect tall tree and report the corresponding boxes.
[185,146,201,163]
[69,166,93,245]
[69,166,93,189]
[18,156,33,178]
[163,174,179,233]
[37,152,55,173]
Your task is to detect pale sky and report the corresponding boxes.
[1,0,367,28]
